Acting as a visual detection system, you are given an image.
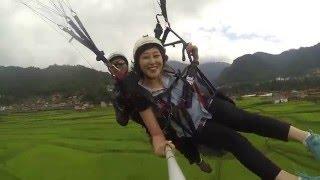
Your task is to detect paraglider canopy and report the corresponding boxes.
[17,0,111,67]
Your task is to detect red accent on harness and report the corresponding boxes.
[192,83,207,108]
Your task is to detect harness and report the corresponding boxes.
[143,66,211,138]
[150,0,220,136]
[153,0,219,106]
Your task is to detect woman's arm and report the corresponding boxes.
[139,107,174,156]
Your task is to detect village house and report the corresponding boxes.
[272,93,289,104]
[289,90,307,100]
[0,106,6,112]
[259,93,273,97]
[100,101,107,108]
[275,77,290,81]
[241,94,257,98]
[311,68,320,76]
[52,93,63,104]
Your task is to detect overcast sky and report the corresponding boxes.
[1,0,320,71]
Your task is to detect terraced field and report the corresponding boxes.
[0,97,319,179]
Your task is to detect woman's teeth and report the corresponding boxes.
[149,67,157,70]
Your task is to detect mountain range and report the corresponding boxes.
[1,42,320,104]
[167,60,230,83]
[0,65,112,105]
[218,43,320,84]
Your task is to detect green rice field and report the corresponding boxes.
[0,97,319,179]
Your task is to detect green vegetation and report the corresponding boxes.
[0,65,113,105]
[0,98,319,179]
[218,43,320,84]
[222,77,320,95]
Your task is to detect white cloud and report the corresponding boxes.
[210,0,313,37]
[169,0,320,62]
[0,0,319,70]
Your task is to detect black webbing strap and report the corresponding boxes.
[153,72,197,136]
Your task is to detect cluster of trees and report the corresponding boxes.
[218,43,320,84]
[0,61,230,106]
[0,65,114,105]
[221,77,320,95]
[2,41,320,105]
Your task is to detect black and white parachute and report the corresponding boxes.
[17,0,110,67]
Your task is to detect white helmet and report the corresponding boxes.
[133,35,164,61]
[107,52,128,64]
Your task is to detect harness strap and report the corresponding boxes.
[179,108,197,135]
[170,106,194,136]
[192,83,207,107]
[150,65,216,137]
[155,72,198,136]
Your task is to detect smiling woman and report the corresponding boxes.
[128,35,320,180]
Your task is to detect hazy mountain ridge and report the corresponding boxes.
[167,60,230,82]
[218,43,320,84]
[2,41,319,105]
[0,65,113,105]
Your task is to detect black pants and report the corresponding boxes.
[195,96,291,180]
